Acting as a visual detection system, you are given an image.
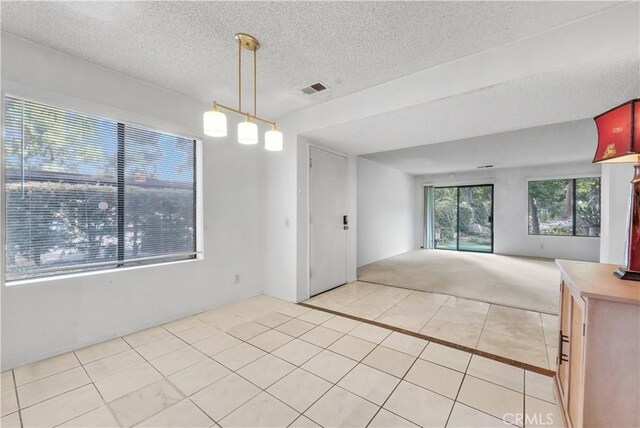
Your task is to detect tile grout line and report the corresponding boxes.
[185,397,217,427]
[107,325,198,427]
[214,326,313,424]
[86,339,159,427]
[300,327,440,426]
[364,341,427,427]
[538,312,556,371]
[414,295,448,333]
[302,328,479,416]
[474,302,493,349]
[14,361,122,425]
[117,312,274,426]
[13,301,536,428]
[274,312,403,425]
[318,281,557,357]
[10,369,24,428]
[355,280,559,317]
[19,383,100,425]
[214,320,332,425]
[70,350,123,428]
[190,309,329,425]
[296,330,387,427]
[298,302,555,377]
[11,353,96,389]
[228,329,327,427]
[9,301,282,427]
[310,284,380,311]
[442,344,475,427]
[452,352,523,428]
[14,352,108,424]
[523,369,527,428]
[155,322,266,425]
[373,289,447,333]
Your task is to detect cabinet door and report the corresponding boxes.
[557,281,571,404]
[568,296,584,427]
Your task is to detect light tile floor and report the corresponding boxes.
[1,295,561,428]
[305,282,559,370]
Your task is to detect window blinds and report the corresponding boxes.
[4,97,197,281]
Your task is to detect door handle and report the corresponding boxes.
[558,331,569,364]
[343,215,349,230]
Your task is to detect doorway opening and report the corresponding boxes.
[430,184,494,253]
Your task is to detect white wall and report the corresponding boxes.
[414,162,602,262]
[1,34,268,369]
[357,158,415,267]
[600,163,634,264]
[261,5,637,303]
[263,122,298,302]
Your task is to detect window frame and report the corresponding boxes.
[527,175,601,238]
[1,93,203,285]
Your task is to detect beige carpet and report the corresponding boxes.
[357,250,560,314]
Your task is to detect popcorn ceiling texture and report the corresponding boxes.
[0,1,617,119]
[305,53,639,158]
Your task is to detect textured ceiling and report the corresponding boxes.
[362,120,598,176]
[0,1,621,119]
[302,52,640,158]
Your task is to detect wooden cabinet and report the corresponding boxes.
[555,260,640,428]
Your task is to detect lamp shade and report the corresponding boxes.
[265,129,283,151]
[238,120,258,145]
[593,99,640,163]
[203,110,227,137]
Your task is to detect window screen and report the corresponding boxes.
[4,97,197,281]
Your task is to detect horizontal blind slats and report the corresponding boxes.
[4,97,197,281]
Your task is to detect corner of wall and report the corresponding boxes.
[600,163,633,264]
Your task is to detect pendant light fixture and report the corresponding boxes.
[238,117,258,145]
[203,33,283,151]
[265,125,284,151]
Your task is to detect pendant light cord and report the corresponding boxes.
[238,39,242,112]
[236,37,259,117]
[253,47,257,117]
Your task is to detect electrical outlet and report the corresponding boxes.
[234,274,240,285]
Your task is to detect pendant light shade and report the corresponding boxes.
[238,119,258,145]
[203,109,227,137]
[204,33,283,151]
[265,127,283,151]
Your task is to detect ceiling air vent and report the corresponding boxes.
[300,81,329,95]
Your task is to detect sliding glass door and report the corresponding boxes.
[433,185,493,253]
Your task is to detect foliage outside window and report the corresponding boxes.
[434,186,492,252]
[528,177,600,237]
[4,97,198,281]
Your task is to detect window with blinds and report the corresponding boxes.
[4,97,198,281]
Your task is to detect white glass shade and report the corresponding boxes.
[238,121,258,145]
[203,110,227,137]
[265,129,283,151]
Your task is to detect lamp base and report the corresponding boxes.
[613,266,640,281]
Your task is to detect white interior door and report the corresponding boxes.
[309,147,348,296]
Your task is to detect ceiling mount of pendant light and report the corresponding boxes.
[203,33,283,151]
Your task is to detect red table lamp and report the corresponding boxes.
[593,99,640,280]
